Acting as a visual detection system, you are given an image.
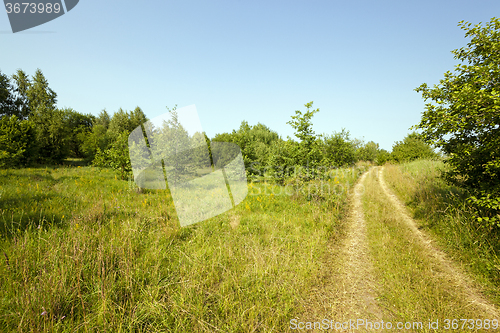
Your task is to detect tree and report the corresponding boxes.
[26,69,57,116]
[212,120,279,175]
[414,17,500,226]
[108,107,147,141]
[287,101,319,148]
[93,131,132,180]
[11,69,68,163]
[11,69,31,119]
[356,141,380,163]
[0,115,36,167]
[108,108,132,140]
[321,129,356,167]
[61,108,94,158]
[375,149,391,165]
[84,107,148,164]
[32,108,70,163]
[0,70,16,118]
[91,107,148,178]
[391,132,438,163]
[267,138,301,183]
[81,110,111,160]
[94,109,111,128]
[287,101,320,166]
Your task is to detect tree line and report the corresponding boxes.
[0,71,438,181]
[211,102,437,183]
[0,68,147,170]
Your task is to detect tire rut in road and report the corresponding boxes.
[336,169,384,319]
[302,169,385,324]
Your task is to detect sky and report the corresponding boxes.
[1,0,499,151]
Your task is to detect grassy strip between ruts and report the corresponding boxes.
[0,164,365,332]
[363,165,498,332]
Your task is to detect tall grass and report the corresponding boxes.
[383,160,500,304]
[0,164,365,332]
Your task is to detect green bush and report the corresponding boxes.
[391,132,439,163]
[93,132,132,180]
[0,115,36,167]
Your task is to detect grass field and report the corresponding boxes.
[2,160,499,332]
[0,164,365,332]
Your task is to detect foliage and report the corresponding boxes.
[93,131,132,180]
[287,101,319,145]
[0,115,36,167]
[414,17,500,226]
[11,69,31,119]
[0,70,17,118]
[355,140,380,163]
[61,108,94,158]
[320,129,356,167]
[212,120,280,176]
[266,138,301,183]
[26,69,57,116]
[225,102,388,184]
[153,106,194,185]
[89,107,148,179]
[2,67,391,188]
[32,108,71,164]
[2,69,71,164]
[286,101,320,164]
[80,110,112,160]
[107,107,147,142]
[391,132,439,163]
[375,148,391,165]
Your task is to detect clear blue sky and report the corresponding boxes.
[1,0,498,151]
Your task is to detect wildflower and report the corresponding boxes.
[41,311,47,316]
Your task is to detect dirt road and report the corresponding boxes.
[301,166,498,332]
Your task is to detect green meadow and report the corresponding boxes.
[0,164,365,332]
